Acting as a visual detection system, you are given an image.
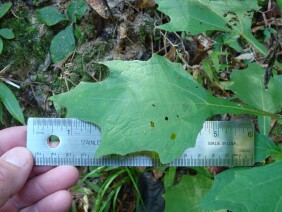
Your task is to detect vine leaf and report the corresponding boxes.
[0,3,12,19]
[155,0,266,55]
[0,28,15,39]
[230,63,282,135]
[50,54,271,163]
[67,0,88,23]
[201,160,282,211]
[0,82,25,124]
[50,25,75,63]
[36,6,66,26]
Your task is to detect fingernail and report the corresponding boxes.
[2,147,32,168]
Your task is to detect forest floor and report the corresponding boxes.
[1,0,282,211]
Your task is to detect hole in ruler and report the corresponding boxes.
[47,135,61,148]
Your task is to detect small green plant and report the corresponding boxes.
[71,166,144,211]
[36,0,88,63]
[0,65,25,125]
[0,3,15,54]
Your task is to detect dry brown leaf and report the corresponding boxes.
[164,45,177,61]
[235,53,255,61]
[198,35,213,50]
[136,0,156,9]
[119,22,127,39]
[86,0,110,19]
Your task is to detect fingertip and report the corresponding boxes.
[0,126,27,155]
[21,190,73,212]
[2,147,33,169]
[0,147,33,207]
[51,190,73,211]
[60,166,80,185]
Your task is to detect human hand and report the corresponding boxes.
[0,126,79,211]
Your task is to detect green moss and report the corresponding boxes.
[0,2,53,74]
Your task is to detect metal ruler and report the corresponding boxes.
[27,118,254,167]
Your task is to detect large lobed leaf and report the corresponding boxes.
[155,0,266,55]
[164,173,222,212]
[201,160,282,211]
[230,63,282,135]
[230,63,282,114]
[51,54,271,163]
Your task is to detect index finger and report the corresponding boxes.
[0,126,27,156]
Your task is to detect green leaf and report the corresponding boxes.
[0,37,3,54]
[202,60,213,81]
[0,28,15,39]
[164,167,176,192]
[164,172,224,212]
[214,33,242,52]
[230,63,282,113]
[255,132,281,162]
[36,6,66,26]
[277,0,282,19]
[0,3,12,19]
[66,0,88,23]
[201,161,282,211]
[50,54,272,163]
[210,52,227,72]
[230,63,282,135]
[223,34,242,52]
[258,116,271,136]
[50,25,75,63]
[155,0,266,55]
[74,25,85,41]
[0,82,25,124]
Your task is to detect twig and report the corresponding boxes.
[11,10,19,19]
[0,64,21,89]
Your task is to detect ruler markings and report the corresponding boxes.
[27,118,254,167]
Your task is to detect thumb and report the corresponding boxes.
[0,147,33,207]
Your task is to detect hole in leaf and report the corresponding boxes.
[47,135,61,148]
[165,116,168,121]
[170,133,176,140]
[150,121,155,128]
